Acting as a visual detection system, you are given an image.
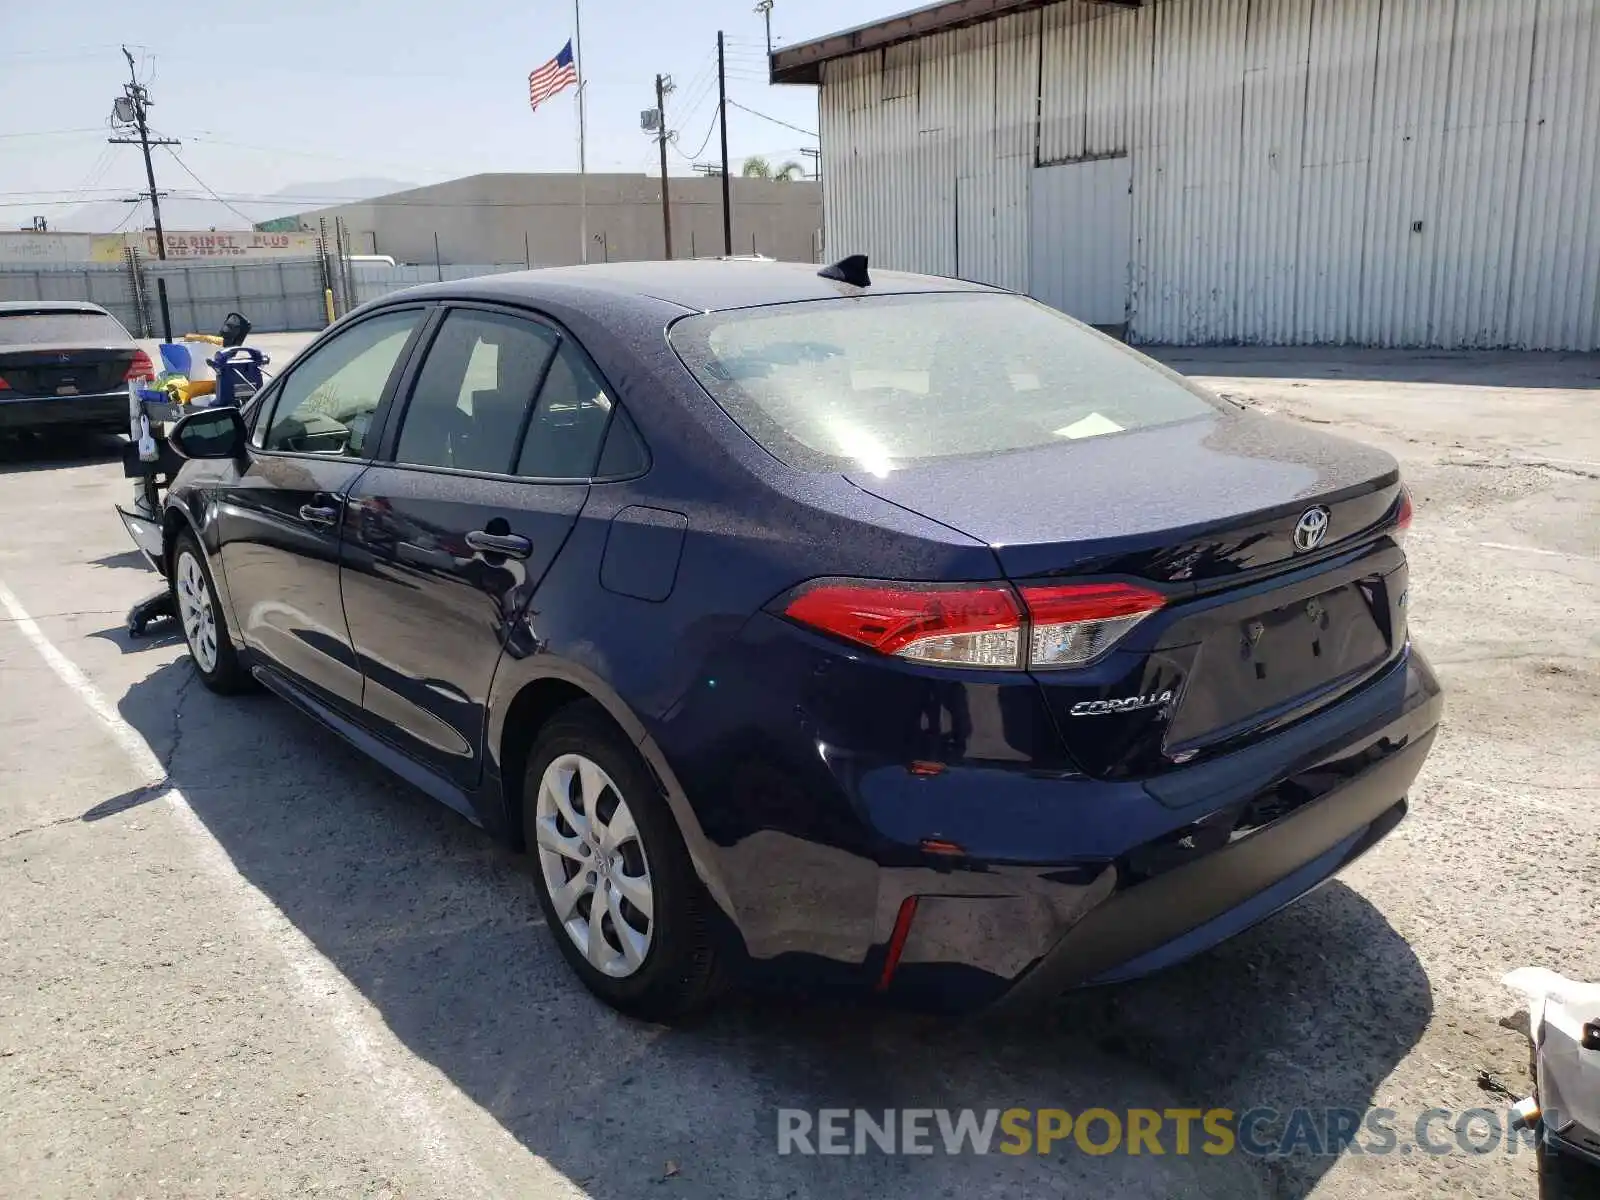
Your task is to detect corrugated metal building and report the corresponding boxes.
[773,0,1600,349]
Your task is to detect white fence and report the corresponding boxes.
[144,258,330,335]
[0,257,533,336]
[350,262,527,308]
[0,262,142,333]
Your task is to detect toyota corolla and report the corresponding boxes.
[151,258,1442,1021]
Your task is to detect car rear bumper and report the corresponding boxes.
[898,653,1439,1011]
[994,736,1425,1006]
[0,391,126,431]
[660,627,1442,1010]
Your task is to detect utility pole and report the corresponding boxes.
[755,0,774,55]
[717,31,732,256]
[654,73,674,259]
[108,47,179,259]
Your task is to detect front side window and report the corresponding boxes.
[394,310,559,473]
[263,310,422,456]
[668,293,1219,474]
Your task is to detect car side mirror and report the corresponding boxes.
[219,311,251,348]
[169,406,247,460]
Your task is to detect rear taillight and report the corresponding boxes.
[780,580,1022,667]
[125,349,155,381]
[1394,487,1413,540]
[778,578,1165,669]
[0,374,9,391]
[1020,581,1168,667]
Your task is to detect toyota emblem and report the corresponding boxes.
[1292,506,1331,552]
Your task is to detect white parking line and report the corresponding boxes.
[0,577,575,1200]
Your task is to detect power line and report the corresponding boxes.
[673,55,722,130]
[162,147,257,226]
[675,52,718,107]
[180,130,455,178]
[0,128,109,141]
[725,99,816,138]
[671,105,722,163]
[0,187,134,197]
[0,42,149,63]
[109,199,143,233]
[57,148,120,213]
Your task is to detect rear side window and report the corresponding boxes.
[668,293,1217,474]
[595,407,648,478]
[514,342,613,479]
[394,310,559,473]
[0,310,132,345]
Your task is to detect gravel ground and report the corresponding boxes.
[0,341,1595,1199]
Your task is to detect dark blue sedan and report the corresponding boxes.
[154,258,1441,1020]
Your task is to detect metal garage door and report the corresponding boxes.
[1030,156,1132,334]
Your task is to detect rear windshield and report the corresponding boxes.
[0,310,132,346]
[668,292,1217,474]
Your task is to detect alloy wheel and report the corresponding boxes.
[175,550,218,674]
[534,752,655,978]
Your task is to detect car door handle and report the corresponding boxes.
[465,530,532,559]
[299,504,339,527]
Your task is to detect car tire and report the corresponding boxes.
[522,701,721,1022]
[169,530,250,694]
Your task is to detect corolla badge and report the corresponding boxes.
[1069,690,1174,717]
[1292,505,1331,552]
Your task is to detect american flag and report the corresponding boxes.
[528,40,578,111]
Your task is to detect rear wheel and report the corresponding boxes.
[522,703,720,1022]
[170,531,249,694]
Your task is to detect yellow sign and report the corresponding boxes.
[88,231,322,262]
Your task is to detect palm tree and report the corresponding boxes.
[741,156,805,182]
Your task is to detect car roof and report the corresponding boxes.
[0,300,112,316]
[394,258,1004,315]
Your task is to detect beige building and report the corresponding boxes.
[288,173,823,267]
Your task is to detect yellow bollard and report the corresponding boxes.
[324,289,336,326]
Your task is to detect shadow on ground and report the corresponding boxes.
[89,549,152,571]
[0,429,123,474]
[1148,347,1600,390]
[105,654,1433,1199]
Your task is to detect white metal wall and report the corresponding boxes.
[1030,156,1133,326]
[818,0,1600,349]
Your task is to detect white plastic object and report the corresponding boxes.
[137,414,157,462]
[127,378,144,441]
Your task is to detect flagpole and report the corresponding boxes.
[573,0,589,264]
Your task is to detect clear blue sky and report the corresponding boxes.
[0,0,899,220]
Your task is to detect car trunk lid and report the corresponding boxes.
[0,345,136,397]
[848,413,1410,778]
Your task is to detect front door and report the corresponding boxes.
[215,306,427,710]
[340,306,612,788]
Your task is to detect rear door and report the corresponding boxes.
[339,304,613,788]
[215,306,428,711]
